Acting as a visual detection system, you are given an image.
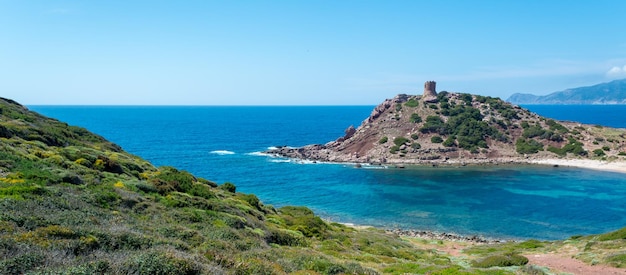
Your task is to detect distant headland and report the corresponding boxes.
[267,81,626,173]
[508,78,626,105]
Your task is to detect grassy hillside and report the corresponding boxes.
[0,97,624,274]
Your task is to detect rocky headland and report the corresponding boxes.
[267,82,626,171]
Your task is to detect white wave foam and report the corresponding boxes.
[209,150,235,155]
[358,165,388,169]
[269,159,292,163]
[246,151,271,157]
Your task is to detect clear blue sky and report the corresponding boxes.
[2,1,626,105]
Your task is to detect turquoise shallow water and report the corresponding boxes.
[30,105,626,240]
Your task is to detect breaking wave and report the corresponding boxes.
[209,150,235,155]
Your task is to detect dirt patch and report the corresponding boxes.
[526,253,626,275]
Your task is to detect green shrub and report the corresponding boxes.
[546,119,569,133]
[420,116,445,134]
[516,139,544,154]
[411,143,421,149]
[519,265,547,275]
[619,152,626,156]
[593,149,606,157]
[460,93,473,105]
[522,125,546,139]
[279,206,329,238]
[382,263,427,274]
[393,137,409,146]
[94,189,120,208]
[197,177,218,188]
[239,193,261,210]
[154,167,195,193]
[122,250,203,275]
[265,228,306,246]
[136,182,159,194]
[188,183,215,200]
[404,99,419,107]
[471,253,528,268]
[431,136,443,143]
[606,253,626,268]
[442,136,455,147]
[219,182,236,193]
[517,239,544,249]
[0,183,47,199]
[379,136,388,144]
[411,133,419,140]
[0,252,45,274]
[548,139,587,157]
[602,146,610,151]
[410,113,422,123]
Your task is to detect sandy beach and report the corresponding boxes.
[529,159,626,174]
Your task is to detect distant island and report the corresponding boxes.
[267,81,626,173]
[507,78,626,104]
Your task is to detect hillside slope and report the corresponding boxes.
[508,78,626,104]
[268,82,626,167]
[1,97,625,274]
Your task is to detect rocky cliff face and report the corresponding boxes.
[268,83,626,166]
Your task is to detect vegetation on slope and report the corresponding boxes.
[326,91,626,163]
[1,97,625,274]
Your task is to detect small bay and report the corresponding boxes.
[30,104,626,240]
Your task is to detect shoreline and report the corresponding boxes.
[527,158,626,174]
[266,151,626,174]
[385,228,511,244]
[330,221,525,244]
[333,221,513,244]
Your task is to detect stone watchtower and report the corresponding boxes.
[422,81,438,103]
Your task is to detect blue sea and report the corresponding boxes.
[30,104,626,240]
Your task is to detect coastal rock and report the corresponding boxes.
[386,228,504,244]
[344,125,356,139]
[367,99,393,123]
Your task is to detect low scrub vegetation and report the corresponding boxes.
[420,102,505,151]
[515,138,544,154]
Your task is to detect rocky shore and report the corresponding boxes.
[266,145,626,174]
[386,228,509,244]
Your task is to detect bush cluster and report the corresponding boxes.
[522,124,562,142]
[404,98,419,107]
[431,136,443,143]
[393,137,409,146]
[409,113,422,123]
[547,138,587,157]
[420,102,504,151]
[593,149,606,157]
[471,253,529,268]
[516,138,544,154]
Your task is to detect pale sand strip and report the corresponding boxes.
[529,159,626,174]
